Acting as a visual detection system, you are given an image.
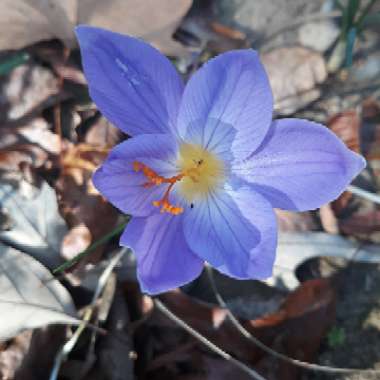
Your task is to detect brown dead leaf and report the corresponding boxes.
[327,110,362,214]
[362,97,380,119]
[261,47,327,115]
[0,118,60,172]
[83,114,122,148]
[0,331,32,380]
[0,327,66,380]
[159,291,228,330]
[328,110,361,153]
[137,279,336,380]
[57,143,118,266]
[339,209,380,242]
[0,0,192,56]
[0,63,60,126]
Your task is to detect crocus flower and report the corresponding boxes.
[76,25,365,294]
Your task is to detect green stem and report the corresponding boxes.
[53,220,128,274]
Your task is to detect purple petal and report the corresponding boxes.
[93,134,179,217]
[75,25,184,136]
[177,50,273,159]
[183,185,277,279]
[121,214,204,294]
[234,118,366,211]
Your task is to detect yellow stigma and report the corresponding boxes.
[176,143,225,202]
[133,143,224,215]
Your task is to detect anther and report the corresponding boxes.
[133,161,184,215]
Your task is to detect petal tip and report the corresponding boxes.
[75,25,95,48]
[345,149,366,180]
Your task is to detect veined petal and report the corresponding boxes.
[76,25,184,136]
[177,50,273,160]
[93,134,179,217]
[234,119,366,211]
[183,185,277,279]
[121,214,204,294]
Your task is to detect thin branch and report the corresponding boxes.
[154,298,267,380]
[49,249,126,380]
[206,267,380,375]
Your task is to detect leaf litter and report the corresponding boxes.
[0,0,380,379]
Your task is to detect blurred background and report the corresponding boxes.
[0,0,380,379]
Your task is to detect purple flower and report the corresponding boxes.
[76,25,365,294]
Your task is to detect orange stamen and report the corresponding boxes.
[133,161,184,215]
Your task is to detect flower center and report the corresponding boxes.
[133,143,224,215]
[177,143,225,202]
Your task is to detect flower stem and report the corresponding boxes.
[53,220,128,274]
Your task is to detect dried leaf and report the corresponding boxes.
[0,0,192,56]
[261,47,327,115]
[0,63,60,125]
[251,279,336,380]
[0,179,67,269]
[0,118,60,172]
[327,110,361,212]
[83,115,122,148]
[0,0,76,50]
[78,0,192,56]
[57,144,118,265]
[139,279,335,380]
[0,244,78,341]
[328,110,361,153]
[339,209,380,241]
[272,232,380,290]
[0,330,32,380]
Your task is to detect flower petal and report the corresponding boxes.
[183,185,277,279]
[234,118,366,211]
[75,25,184,136]
[93,134,179,217]
[177,50,273,159]
[121,214,204,294]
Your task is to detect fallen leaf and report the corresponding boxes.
[328,110,361,153]
[137,278,335,380]
[0,243,78,341]
[0,63,60,126]
[339,209,380,241]
[0,330,32,380]
[0,0,192,56]
[78,0,192,56]
[250,279,336,380]
[83,114,122,148]
[0,179,67,269]
[57,143,118,266]
[20,329,67,380]
[0,118,60,172]
[261,47,327,115]
[271,232,380,290]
